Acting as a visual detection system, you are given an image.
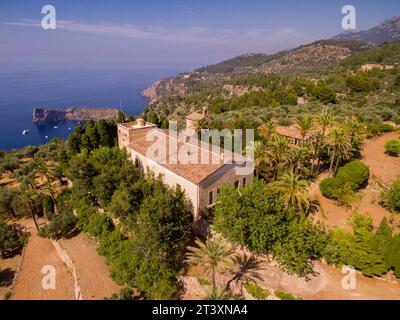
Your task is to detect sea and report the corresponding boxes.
[0,67,184,151]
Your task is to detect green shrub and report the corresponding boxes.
[39,208,76,239]
[320,161,369,202]
[384,140,400,156]
[0,220,27,258]
[330,215,396,277]
[319,177,343,199]
[275,290,301,300]
[336,160,369,190]
[367,122,395,136]
[244,283,269,300]
[0,155,20,172]
[383,180,400,212]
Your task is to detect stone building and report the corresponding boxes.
[118,115,253,222]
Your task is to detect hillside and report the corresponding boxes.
[333,15,400,45]
[142,40,400,126]
[142,40,368,103]
[256,40,369,74]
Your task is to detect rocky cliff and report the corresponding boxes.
[33,107,119,124]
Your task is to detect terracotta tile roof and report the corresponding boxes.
[128,128,232,184]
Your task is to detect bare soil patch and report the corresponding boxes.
[361,132,400,186]
[10,219,75,300]
[59,232,121,300]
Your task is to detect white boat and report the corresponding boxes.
[53,125,59,129]
[22,129,30,135]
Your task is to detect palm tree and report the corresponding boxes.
[343,117,364,151]
[252,140,267,178]
[296,114,314,141]
[47,163,64,185]
[276,173,311,213]
[317,109,335,135]
[258,120,275,141]
[36,162,61,215]
[287,145,306,175]
[186,238,234,293]
[328,128,352,175]
[42,183,58,215]
[17,186,40,231]
[192,119,209,139]
[269,135,289,181]
[226,253,263,293]
[309,131,326,176]
[313,109,335,175]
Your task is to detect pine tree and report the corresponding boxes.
[348,214,388,277]
[375,218,393,271]
[389,234,400,278]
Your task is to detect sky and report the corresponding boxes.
[0,0,399,72]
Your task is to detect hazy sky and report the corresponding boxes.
[0,0,399,71]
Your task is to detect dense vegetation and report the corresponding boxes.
[327,215,400,277]
[214,180,328,276]
[146,41,400,133]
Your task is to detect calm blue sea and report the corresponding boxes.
[0,67,182,151]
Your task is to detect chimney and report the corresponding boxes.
[136,118,145,127]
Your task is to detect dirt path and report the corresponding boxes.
[255,260,400,300]
[59,233,120,300]
[361,132,400,186]
[11,219,75,300]
[183,257,400,300]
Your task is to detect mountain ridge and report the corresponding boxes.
[332,14,400,45]
[142,15,400,103]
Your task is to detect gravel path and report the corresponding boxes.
[11,219,75,300]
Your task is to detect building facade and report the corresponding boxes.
[118,116,253,221]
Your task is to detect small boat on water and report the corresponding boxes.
[53,125,59,129]
[22,129,30,135]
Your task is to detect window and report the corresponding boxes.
[234,180,239,189]
[242,177,246,187]
[208,190,214,206]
